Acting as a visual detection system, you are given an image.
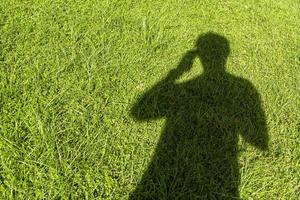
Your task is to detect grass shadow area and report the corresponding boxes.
[129,33,268,199]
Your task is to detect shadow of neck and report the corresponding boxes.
[202,62,227,80]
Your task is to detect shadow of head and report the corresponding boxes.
[195,32,230,72]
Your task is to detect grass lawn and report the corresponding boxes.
[0,0,299,199]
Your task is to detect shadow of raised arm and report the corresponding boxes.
[164,49,198,82]
[130,49,198,121]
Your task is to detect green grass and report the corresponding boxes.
[0,0,299,199]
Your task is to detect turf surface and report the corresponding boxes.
[0,0,299,199]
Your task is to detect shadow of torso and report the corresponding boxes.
[130,73,267,199]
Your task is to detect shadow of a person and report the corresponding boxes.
[130,33,268,199]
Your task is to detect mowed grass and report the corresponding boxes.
[0,0,299,199]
